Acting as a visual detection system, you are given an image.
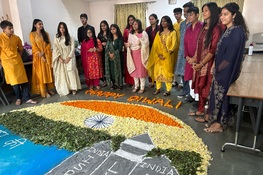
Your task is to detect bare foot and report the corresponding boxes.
[204,123,223,133]
[15,99,22,106]
[49,90,56,95]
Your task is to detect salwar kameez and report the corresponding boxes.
[208,26,246,126]
[192,25,221,113]
[52,36,81,96]
[127,31,149,90]
[105,38,123,88]
[81,38,103,87]
[30,31,54,97]
[146,30,177,92]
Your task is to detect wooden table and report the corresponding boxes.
[222,54,263,152]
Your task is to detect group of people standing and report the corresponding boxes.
[168,1,248,133]
[0,1,248,133]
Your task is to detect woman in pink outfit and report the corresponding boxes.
[125,19,149,94]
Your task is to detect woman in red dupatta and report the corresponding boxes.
[190,2,221,118]
[81,28,103,89]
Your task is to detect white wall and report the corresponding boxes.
[29,0,91,44]
[89,0,189,34]
[9,0,33,43]
[89,0,115,34]
[242,0,263,46]
[1,0,262,47]
[0,0,11,26]
[90,0,189,33]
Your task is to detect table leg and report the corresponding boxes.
[252,100,263,150]
[222,98,262,152]
[222,98,243,151]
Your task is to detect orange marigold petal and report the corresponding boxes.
[61,101,183,128]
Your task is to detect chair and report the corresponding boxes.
[0,65,9,106]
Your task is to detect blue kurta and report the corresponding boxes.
[208,26,246,126]
[174,20,191,76]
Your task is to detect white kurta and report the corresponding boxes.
[52,36,81,96]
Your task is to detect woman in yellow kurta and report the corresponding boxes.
[146,16,177,96]
[0,20,37,105]
[30,19,54,98]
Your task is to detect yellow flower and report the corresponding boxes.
[15,100,211,175]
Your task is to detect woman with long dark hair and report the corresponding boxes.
[105,24,124,90]
[98,20,110,87]
[123,15,136,86]
[204,2,249,133]
[147,16,177,96]
[189,2,221,118]
[81,28,103,89]
[146,14,160,50]
[146,13,160,88]
[125,19,149,94]
[30,19,54,98]
[52,22,81,96]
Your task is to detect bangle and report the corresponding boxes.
[200,62,205,67]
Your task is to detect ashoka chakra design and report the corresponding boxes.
[84,114,114,128]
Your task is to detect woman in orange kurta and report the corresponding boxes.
[30,19,54,98]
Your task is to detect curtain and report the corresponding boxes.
[114,3,147,33]
[191,0,245,21]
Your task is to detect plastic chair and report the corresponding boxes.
[0,65,9,105]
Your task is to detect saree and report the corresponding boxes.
[208,26,246,126]
[30,32,54,97]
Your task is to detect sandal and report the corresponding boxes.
[45,92,51,98]
[196,111,204,116]
[49,90,56,95]
[163,91,170,96]
[110,85,116,90]
[204,123,224,133]
[195,117,208,123]
[153,89,160,95]
[116,86,122,90]
[26,99,38,104]
[188,111,204,116]
[101,82,107,87]
[188,111,196,116]
[138,89,144,94]
[132,88,139,93]
[15,99,22,106]
[72,90,77,95]
[148,84,154,88]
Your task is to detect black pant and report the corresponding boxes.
[13,83,31,101]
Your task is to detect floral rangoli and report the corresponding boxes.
[1,100,211,175]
